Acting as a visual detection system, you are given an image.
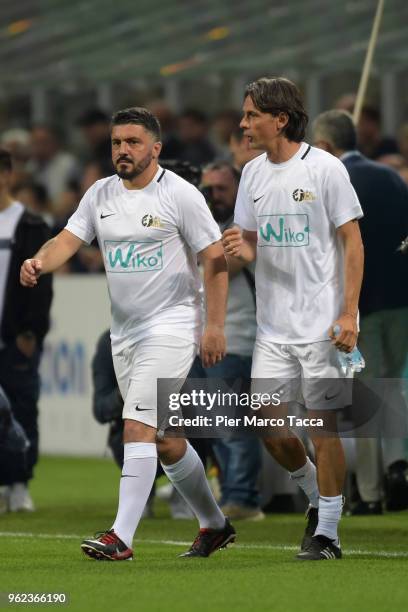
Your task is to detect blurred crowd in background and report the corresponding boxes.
[2,93,408,276]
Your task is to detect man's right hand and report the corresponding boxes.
[20,259,42,287]
[222,227,243,257]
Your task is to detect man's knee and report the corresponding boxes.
[157,437,187,465]
[123,419,157,444]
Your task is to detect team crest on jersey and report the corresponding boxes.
[292,188,316,202]
[142,214,164,228]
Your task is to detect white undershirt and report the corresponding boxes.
[0,201,24,346]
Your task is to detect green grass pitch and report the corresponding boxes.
[0,456,407,612]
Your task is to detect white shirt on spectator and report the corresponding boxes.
[29,151,78,206]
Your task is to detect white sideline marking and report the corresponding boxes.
[0,531,407,559]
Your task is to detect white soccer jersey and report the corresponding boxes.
[65,167,221,354]
[234,143,363,344]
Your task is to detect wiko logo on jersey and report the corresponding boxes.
[258,214,310,247]
[104,240,163,272]
[292,188,316,202]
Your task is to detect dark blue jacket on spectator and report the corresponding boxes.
[342,152,408,317]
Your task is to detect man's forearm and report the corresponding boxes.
[33,230,82,274]
[204,255,228,327]
[342,237,364,316]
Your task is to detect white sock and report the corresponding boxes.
[111,442,157,548]
[315,495,343,543]
[289,457,319,508]
[161,443,225,530]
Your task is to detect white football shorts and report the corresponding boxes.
[113,335,198,428]
[251,339,351,410]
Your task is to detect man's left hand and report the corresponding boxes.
[200,325,226,368]
[329,314,358,353]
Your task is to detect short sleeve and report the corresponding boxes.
[324,161,363,228]
[176,183,221,253]
[65,184,96,244]
[234,171,257,231]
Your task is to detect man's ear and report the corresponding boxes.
[277,112,289,132]
[153,141,162,159]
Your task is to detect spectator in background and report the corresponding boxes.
[46,178,103,275]
[91,329,126,467]
[0,385,29,513]
[212,110,241,159]
[178,109,216,166]
[53,162,107,275]
[335,93,356,114]
[335,95,400,161]
[50,180,81,234]
[27,125,78,210]
[76,109,113,177]
[397,123,408,164]
[0,149,53,512]
[147,100,184,160]
[0,128,32,191]
[80,160,113,194]
[229,127,262,170]
[375,153,406,171]
[71,242,104,274]
[356,105,399,160]
[160,159,202,189]
[0,128,31,169]
[313,110,408,514]
[13,181,53,226]
[191,161,263,521]
[399,165,408,185]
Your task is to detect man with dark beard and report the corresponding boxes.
[20,107,235,561]
[196,162,263,520]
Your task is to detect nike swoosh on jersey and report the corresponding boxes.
[253,195,264,203]
[100,212,116,219]
[135,406,152,411]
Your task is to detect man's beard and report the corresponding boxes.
[116,152,153,180]
[211,203,234,223]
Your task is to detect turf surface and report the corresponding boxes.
[0,456,407,612]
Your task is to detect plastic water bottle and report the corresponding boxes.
[333,324,365,375]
